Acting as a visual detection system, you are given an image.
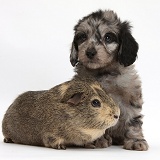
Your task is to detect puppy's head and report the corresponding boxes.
[70,10,138,69]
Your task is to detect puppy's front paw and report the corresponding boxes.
[94,134,112,148]
[123,139,149,151]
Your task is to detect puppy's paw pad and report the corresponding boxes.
[123,139,149,151]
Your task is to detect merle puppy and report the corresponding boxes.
[70,10,148,151]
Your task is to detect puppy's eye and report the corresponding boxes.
[91,99,101,108]
[75,33,87,45]
[104,32,117,44]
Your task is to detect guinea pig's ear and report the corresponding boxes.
[67,92,83,105]
[117,21,139,67]
[70,38,78,67]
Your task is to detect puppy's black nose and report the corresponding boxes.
[86,47,97,59]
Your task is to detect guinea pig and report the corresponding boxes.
[2,78,120,149]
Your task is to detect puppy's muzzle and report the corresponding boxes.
[86,47,97,59]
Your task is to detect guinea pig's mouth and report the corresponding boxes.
[103,118,119,129]
[111,119,119,127]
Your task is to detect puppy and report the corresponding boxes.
[70,10,149,151]
[2,77,120,149]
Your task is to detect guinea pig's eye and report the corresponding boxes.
[91,99,101,108]
[75,33,87,45]
[104,32,117,44]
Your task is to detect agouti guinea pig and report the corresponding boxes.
[2,77,120,149]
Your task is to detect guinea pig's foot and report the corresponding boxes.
[84,143,96,149]
[43,135,66,150]
[54,144,66,150]
[94,134,112,148]
[123,138,149,151]
[4,138,14,143]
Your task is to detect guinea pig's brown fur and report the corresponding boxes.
[2,77,120,149]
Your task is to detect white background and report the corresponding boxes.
[0,0,160,160]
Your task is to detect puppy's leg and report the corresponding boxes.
[123,116,149,151]
[43,133,66,150]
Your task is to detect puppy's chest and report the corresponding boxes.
[98,74,129,95]
[98,74,137,110]
[98,74,141,120]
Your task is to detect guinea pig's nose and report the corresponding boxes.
[114,115,119,119]
[86,47,97,59]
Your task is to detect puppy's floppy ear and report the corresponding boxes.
[67,92,83,105]
[70,38,78,67]
[118,21,139,67]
